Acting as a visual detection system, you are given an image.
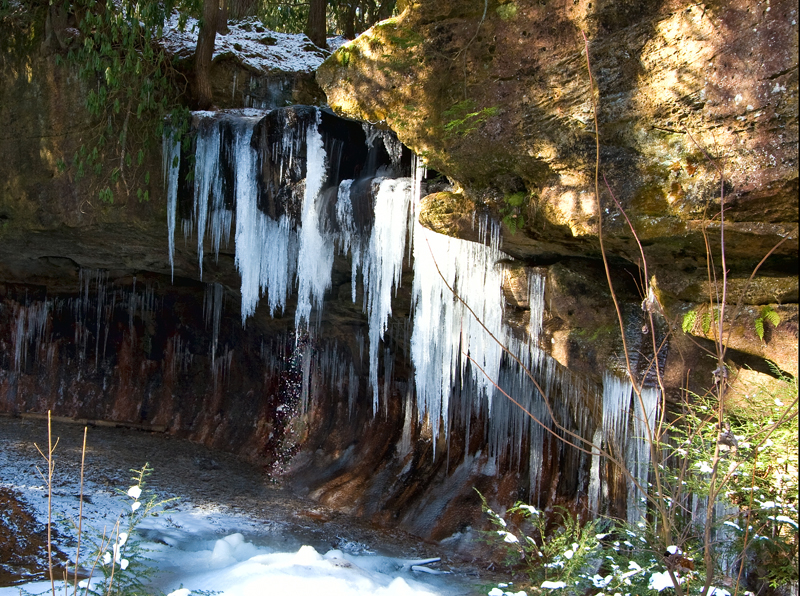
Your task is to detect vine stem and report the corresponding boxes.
[581,29,679,594]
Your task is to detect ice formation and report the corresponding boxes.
[627,386,659,523]
[295,112,333,330]
[163,106,661,513]
[163,132,181,281]
[204,282,225,363]
[362,178,413,409]
[166,108,418,401]
[602,371,661,523]
[164,106,588,471]
[410,212,506,444]
[193,122,226,277]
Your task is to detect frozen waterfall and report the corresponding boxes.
[165,106,598,504]
[295,112,333,330]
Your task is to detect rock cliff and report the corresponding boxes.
[317,0,799,378]
[0,0,797,547]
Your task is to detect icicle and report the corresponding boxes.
[409,155,426,262]
[300,345,312,413]
[627,386,659,524]
[194,124,221,278]
[12,300,51,373]
[363,177,413,410]
[232,119,261,322]
[347,363,358,416]
[588,428,603,514]
[335,179,356,256]
[382,133,404,169]
[204,282,224,361]
[295,110,333,330]
[382,345,393,414]
[94,270,107,369]
[527,269,546,346]
[334,179,364,303]
[399,385,415,457]
[12,307,26,372]
[163,132,181,281]
[410,209,506,448]
[602,371,632,451]
[231,116,298,322]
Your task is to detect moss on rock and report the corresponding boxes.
[317,0,798,337]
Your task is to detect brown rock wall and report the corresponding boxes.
[318,0,798,375]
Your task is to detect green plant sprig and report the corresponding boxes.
[442,99,499,138]
[57,0,190,204]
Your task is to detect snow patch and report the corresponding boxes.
[161,15,329,74]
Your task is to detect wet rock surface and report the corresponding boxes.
[0,487,67,587]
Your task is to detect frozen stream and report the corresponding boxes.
[0,416,485,596]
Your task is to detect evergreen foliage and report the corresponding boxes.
[258,0,396,39]
[57,0,193,204]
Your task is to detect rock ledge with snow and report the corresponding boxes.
[161,15,331,109]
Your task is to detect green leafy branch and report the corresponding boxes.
[682,304,781,343]
[500,191,527,235]
[442,99,499,138]
[681,306,719,336]
[57,0,190,204]
[754,305,780,342]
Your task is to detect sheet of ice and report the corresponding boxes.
[160,15,328,74]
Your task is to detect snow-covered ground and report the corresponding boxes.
[160,15,332,74]
[0,417,478,596]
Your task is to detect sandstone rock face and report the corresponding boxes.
[317,0,799,376]
[1,0,797,548]
[0,6,551,545]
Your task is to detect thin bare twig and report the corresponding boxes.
[581,31,682,592]
[74,427,88,595]
[33,411,59,596]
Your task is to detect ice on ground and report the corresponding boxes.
[0,429,467,596]
[1,529,449,596]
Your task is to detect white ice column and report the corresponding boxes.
[295,111,333,330]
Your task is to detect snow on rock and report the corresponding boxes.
[161,15,329,74]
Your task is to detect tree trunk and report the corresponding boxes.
[193,0,219,110]
[343,1,356,40]
[305,0,327,49]
[217,0,229,34]
[377,0,395,21]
